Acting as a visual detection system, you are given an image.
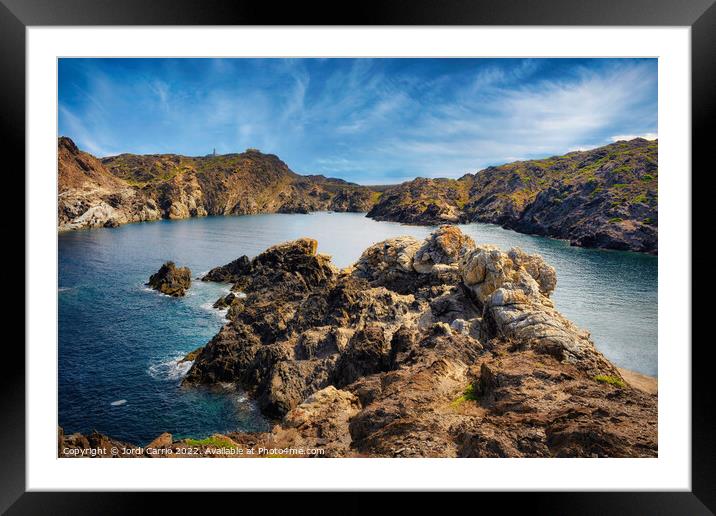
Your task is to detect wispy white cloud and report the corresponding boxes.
[148,80,170,112]
[58,104,115,157]
[610,133,658,142]
[359,60,658,179]
[58,58,657,183]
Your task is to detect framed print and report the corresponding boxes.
[5,0,713,512]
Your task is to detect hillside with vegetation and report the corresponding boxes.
[368,138,658,253]
[59,137,657,253]
[58,137,381,230]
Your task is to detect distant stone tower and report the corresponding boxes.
[212,147,217,157]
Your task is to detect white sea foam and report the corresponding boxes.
[200,301,230,320]
[58,287,73,292]
[140,284,182,299]
[219,286,246,299]
[110,399,127,406]
[147,355,193,381]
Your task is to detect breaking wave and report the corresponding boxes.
[147,355,193,381]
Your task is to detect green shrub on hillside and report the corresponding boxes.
[594,375,626,388]
[450,383,478,408]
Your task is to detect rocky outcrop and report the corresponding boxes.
[179,346,204,363]
[368,138,658,254]
[60,225,656,458]
[367,177,471,225]
[146,261,191,297]
[460,245,616,376]
[413,224,476,274]
[58,137,162,230]
[202,256,252,283]
[212,293,236,309]
[58,137,383,231]
[173,225,657,457]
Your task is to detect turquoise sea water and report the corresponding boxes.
[58,212,657,444]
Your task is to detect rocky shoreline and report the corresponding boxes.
[59,225,657,458]
[58,137,381,231]
[58,137,657,255]
[367,138,658,254]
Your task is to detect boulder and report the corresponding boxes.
[282,385,361,454]
[146,261,191,297]
[507,247,557,296]
[413,225,475,274]
[460,245,618,376]
[352,236,421,286]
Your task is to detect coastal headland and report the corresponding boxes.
[60,225,657,458]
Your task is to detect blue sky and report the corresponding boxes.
[58,58,657,185]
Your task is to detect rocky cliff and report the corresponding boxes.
[368,138,658,254]
[58,137,163,229]
[58,137,380,230]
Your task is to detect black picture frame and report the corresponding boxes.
[4,0,712,513]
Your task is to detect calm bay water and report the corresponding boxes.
[58,212,657,444]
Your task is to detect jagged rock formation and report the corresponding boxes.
[368,138,658,254]
[201,256,252,283]
[58,137,162,229]
[146,261,191,297]
[58,137,381,231]
[165,225,657,457]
